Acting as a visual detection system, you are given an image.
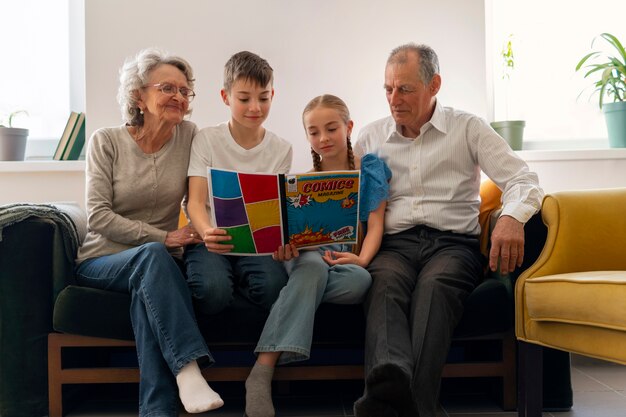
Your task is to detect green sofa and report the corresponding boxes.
[0,204,572,417]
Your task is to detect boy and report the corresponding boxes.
[185,51,293,316]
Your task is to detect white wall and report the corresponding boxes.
[84,0,487,172]
[4,2,626,208]
[0,163,85,207]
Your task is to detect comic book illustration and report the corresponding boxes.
[207,168,360,255]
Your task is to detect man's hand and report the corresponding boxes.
[489,215,525,275]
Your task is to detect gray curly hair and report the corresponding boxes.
[117,48,195,126]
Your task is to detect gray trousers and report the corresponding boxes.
[363,225,484,417]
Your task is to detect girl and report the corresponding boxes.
[244,94,391,417]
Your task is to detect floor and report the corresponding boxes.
[66,354,626,417]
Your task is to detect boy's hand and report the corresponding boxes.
[272,244,299,262]
[322,250,366,268]
[202,227,234,253]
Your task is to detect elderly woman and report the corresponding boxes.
[75,48,223,416]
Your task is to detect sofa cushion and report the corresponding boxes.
[53,285,135,340]
[53,273,512,346]
[525,271,626,331]
[52,285,366,346]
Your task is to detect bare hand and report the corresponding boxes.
[201,227,234,254]
[164,224,203,249]
[322,250,365,267]
[272,244,299,262]
[489,215,525,275]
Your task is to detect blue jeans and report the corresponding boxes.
[76,242,212,417]
[255,245,371,364]
[184,243,288,314]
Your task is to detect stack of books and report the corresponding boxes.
[53,111,86,160]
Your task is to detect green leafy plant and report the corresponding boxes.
[576,32,626,108]
[500,34,515,81]
[0,110,28,128]
[497,34,516,120]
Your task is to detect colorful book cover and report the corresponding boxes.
[208,168,360,255]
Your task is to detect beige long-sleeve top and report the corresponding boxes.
[76,121,197,263]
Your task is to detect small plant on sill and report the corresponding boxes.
[0,110,28,128]
[491,34,525,151]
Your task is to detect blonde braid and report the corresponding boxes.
[346,136,355,170]
[311,148,322,171]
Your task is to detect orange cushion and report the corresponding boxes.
[178,208,188,228]
[478,180,502,256]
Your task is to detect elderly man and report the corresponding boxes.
[353,43,543,417]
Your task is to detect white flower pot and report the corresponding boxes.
[0,127,29,161]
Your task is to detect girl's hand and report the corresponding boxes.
[201,227,234,254]
[165,224,203,248]
[322,250,366,268]
[272,244,299,262]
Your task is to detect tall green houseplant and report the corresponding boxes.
[576,32,626,148]
[491,34,525,151]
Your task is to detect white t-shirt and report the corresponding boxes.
[188,122,292,177]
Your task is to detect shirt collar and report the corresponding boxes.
[429,99,447,135]
[385,99,447,142]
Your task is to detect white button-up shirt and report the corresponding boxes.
[354,100,544,236]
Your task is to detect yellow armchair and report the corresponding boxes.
[515,188,626,417]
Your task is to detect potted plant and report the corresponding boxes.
[576,32,626,148]
[491,34,525,151]
[0,110,29,161]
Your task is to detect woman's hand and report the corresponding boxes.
[165,224,203,249]
[201,227,234,254]
[272,244,299,262]
[322,250,366,268]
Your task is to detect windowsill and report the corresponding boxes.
[3,145,626,173]
[0,160,85,173]
[518,148,626,162]
[2,148,626,173]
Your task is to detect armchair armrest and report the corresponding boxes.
[515,188,626,338]
[517,188,626,280]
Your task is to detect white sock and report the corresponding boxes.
[176,360,224,413]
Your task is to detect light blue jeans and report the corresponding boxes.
[184,243,289,314]
[255,245,371,365]
[75,242,211,417]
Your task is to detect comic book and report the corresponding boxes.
[207,168,360,255]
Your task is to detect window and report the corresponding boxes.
[491,0,626,146]
[1,0,71,156]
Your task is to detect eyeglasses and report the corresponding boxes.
[144,83,196,102]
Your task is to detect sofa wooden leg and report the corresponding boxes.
[48,334,64,417]
[502,333,517,410]
[518,340,542,417]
